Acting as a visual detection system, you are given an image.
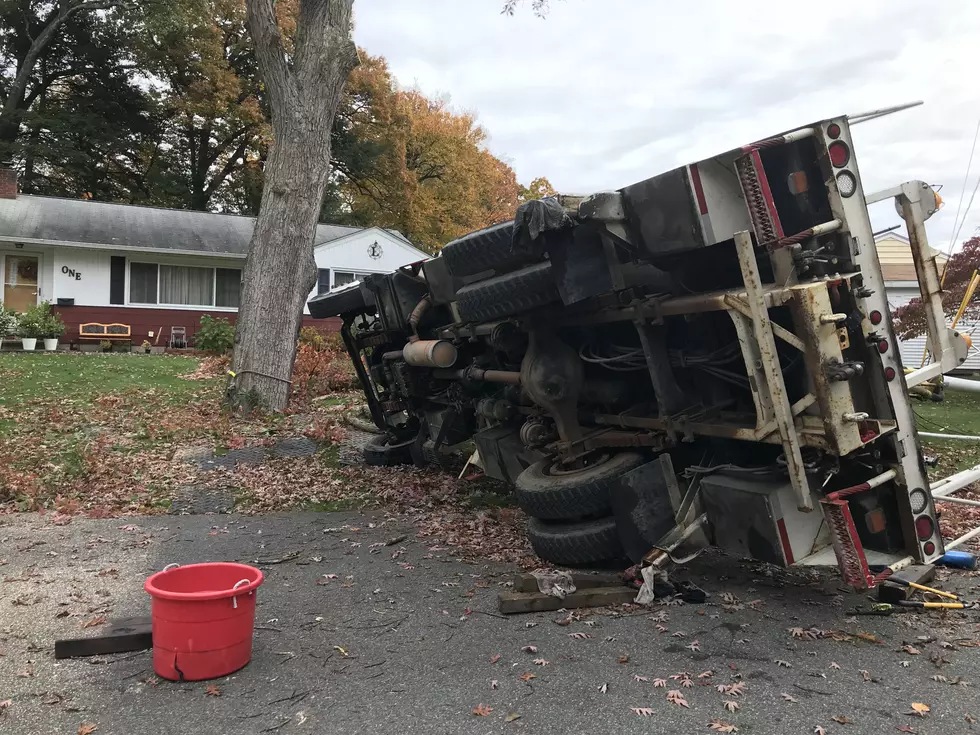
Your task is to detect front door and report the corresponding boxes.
[2,254,39,312]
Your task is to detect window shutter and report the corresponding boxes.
[109,256,126,305]
[317,268,331,295]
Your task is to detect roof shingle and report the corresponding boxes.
[0,195,365,255]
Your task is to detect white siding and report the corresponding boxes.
[54,248,112,306]
[307,228,428,312]
[888,284,980,373]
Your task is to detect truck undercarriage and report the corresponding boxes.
[311,111,975,588]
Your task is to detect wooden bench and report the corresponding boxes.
[78,323,132,343]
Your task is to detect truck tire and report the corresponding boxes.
[362,435,414,467]
[455,262,559,323]
[527,516,624,567]
[515,452,645,521]
[442,221,524,277]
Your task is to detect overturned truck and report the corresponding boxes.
[311,106,976,588]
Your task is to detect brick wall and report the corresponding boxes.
[52,305,341,346]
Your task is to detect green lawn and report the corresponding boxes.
[0,352,202,406]
[914,386,980,475]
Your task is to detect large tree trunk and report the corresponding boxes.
[232,0,357,411]
[232,127,331,409]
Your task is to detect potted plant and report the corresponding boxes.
[142,339,152,354]
[17,303,45,351]
[41,305,65,351]
[0,303,17,351]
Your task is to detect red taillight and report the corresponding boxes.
[870,310,882,325]
[828,141,850,167]
[827,123,842,139]
[915,515,935,540]
[924,541,936,555]
[884,367,896,381]
[878,340,889,354]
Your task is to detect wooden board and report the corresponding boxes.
[498,585,637,614]
[55,616,152,659]
[513,572,625,593]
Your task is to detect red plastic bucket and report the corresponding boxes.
[144,562,264,681]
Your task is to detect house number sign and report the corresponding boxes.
[61,265,82,280]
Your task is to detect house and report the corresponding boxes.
[0,168,428,347]
[876,231,979,372]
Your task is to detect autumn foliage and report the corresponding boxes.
[334,53,524,252]
[893,237,980,340]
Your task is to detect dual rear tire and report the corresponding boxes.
[516,452,644,567]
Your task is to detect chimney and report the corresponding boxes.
[0,163,16,199]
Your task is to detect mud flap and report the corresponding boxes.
[609,456,678,563]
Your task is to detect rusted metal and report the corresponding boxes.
[734,230,812,511]
[765,219,842,251]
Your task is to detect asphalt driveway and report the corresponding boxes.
[2,511,980,735]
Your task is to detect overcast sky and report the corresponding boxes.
[354,0,980,252]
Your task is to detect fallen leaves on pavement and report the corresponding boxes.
[472,704,493,716]
[708,721,737,733]
[205,685,220,697]
[631,707,655,716]
[78,726,98,735]
[907,703,930,717]
[666,690,690,708]
[723,701,739,713]
[831,715,854,725]
[505,713,521,722]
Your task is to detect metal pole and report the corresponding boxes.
[945,525,980,551]
[935,496,980,508]
[919,431,980,441]
[931,463,980,496]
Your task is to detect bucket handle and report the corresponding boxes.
[162,563,180,572]
[231,578,251,609]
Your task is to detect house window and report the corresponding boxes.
[333,271,372,290]
[128,263,242,308]
[317,268,331,295]
[215,268,242,308]
[130,262,158,304]
[160,265,214,306]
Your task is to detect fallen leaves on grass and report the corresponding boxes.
[472,704,493,716]
[205,685,220,697]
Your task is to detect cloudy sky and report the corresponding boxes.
[354,0,980,252]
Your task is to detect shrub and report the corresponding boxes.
[299,325,326,350]
[194,315,235,353]
[18,301,49,338]
[0,304,18,338]
[291,341,356,405]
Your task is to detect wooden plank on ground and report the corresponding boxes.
[498,585,636,614]
[513,572,624,593]
[55,616,152,659]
